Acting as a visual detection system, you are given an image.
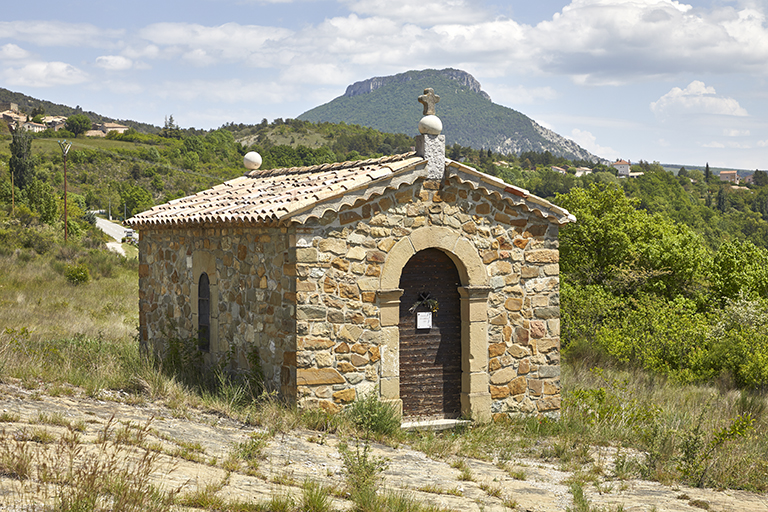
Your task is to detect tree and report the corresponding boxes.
[556,184,707,298]
[709,240,768,302]
[754,170,768,187]
[120,184,153,217]
[65,114,92,137]
[705,162,712,183]
[23,179,57,224]
[161,115,182,139]
[716,187,728,212]
[9,127,34,191]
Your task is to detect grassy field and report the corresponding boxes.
[0,246,138,343]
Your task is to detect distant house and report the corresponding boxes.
[551,166,566,174]
[98,122,130,134]
[43,116,68,131]
[612,159,631,177]
[2,110,25,128]
[21,121,46,133]
[574,167,592,178]
[84,122,130,137]
[612,160,644,178]
[745,174,754,185]
[719,170,739,184]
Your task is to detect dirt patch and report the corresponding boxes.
[0,385,765,511]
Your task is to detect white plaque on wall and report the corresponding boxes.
[416,311,432,329]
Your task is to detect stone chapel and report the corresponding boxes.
[127,89,575,421]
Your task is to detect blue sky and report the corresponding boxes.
[2,0,768,169]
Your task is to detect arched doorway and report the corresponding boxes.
[398,248,462,418]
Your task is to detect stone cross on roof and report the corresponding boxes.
[418,88,440,116]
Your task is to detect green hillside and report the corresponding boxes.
[298,69,598,161]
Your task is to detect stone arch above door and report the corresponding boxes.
[377,226,492,421]
[380,226,489,290]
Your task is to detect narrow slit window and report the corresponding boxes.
[198,272,210,352]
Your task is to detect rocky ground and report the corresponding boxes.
[0,383,766,512]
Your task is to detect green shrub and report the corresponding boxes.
[339,438,388,500]
[64,263,90,285]
[693,295,768,388]
[345,390,400,438]
[591,294,709,381]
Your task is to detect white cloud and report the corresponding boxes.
[138,23,293,64]
[723,128,750,136]
[520,0,768,83]
[0,21,123,48]
[182,49,216,67]
[95,55,133,71]
[106,1,768,91]
[3,61,88,87]
[650,81,748,118]
[0,43,29,60]
[570,128,620,160]
[703,141,725,148]
[341,0,490,25]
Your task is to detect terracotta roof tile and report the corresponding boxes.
[128,152,423,228]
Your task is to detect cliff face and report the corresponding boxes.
[344,68,491,101]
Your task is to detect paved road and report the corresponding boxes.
[95,216,125,242]
[95,216,128,256]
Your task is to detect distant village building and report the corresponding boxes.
[42,116,68,131]
[550,166,566,174]
[0,102,19,113]
[128,88,575,421]
[612,159,643,178]
[719,170,739,184]
[1,110,26,129]
[20,121,46,133]
[612,159,631,177]
[99,122,130,134]
[574,167,592,178]
[85,122,130,137]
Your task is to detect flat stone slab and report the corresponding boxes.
[401,418,471,431]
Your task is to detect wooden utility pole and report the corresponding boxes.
[58,140,72,241]
[9,164,14,216]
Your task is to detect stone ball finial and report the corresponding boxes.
[243,151,262,170]
[418,115,443,135]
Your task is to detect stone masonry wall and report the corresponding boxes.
[291,175,561,417]
[138,225,296,395]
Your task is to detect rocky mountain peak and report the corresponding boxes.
[344,68,491,101]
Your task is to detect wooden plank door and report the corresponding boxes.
[398,249,462,418]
